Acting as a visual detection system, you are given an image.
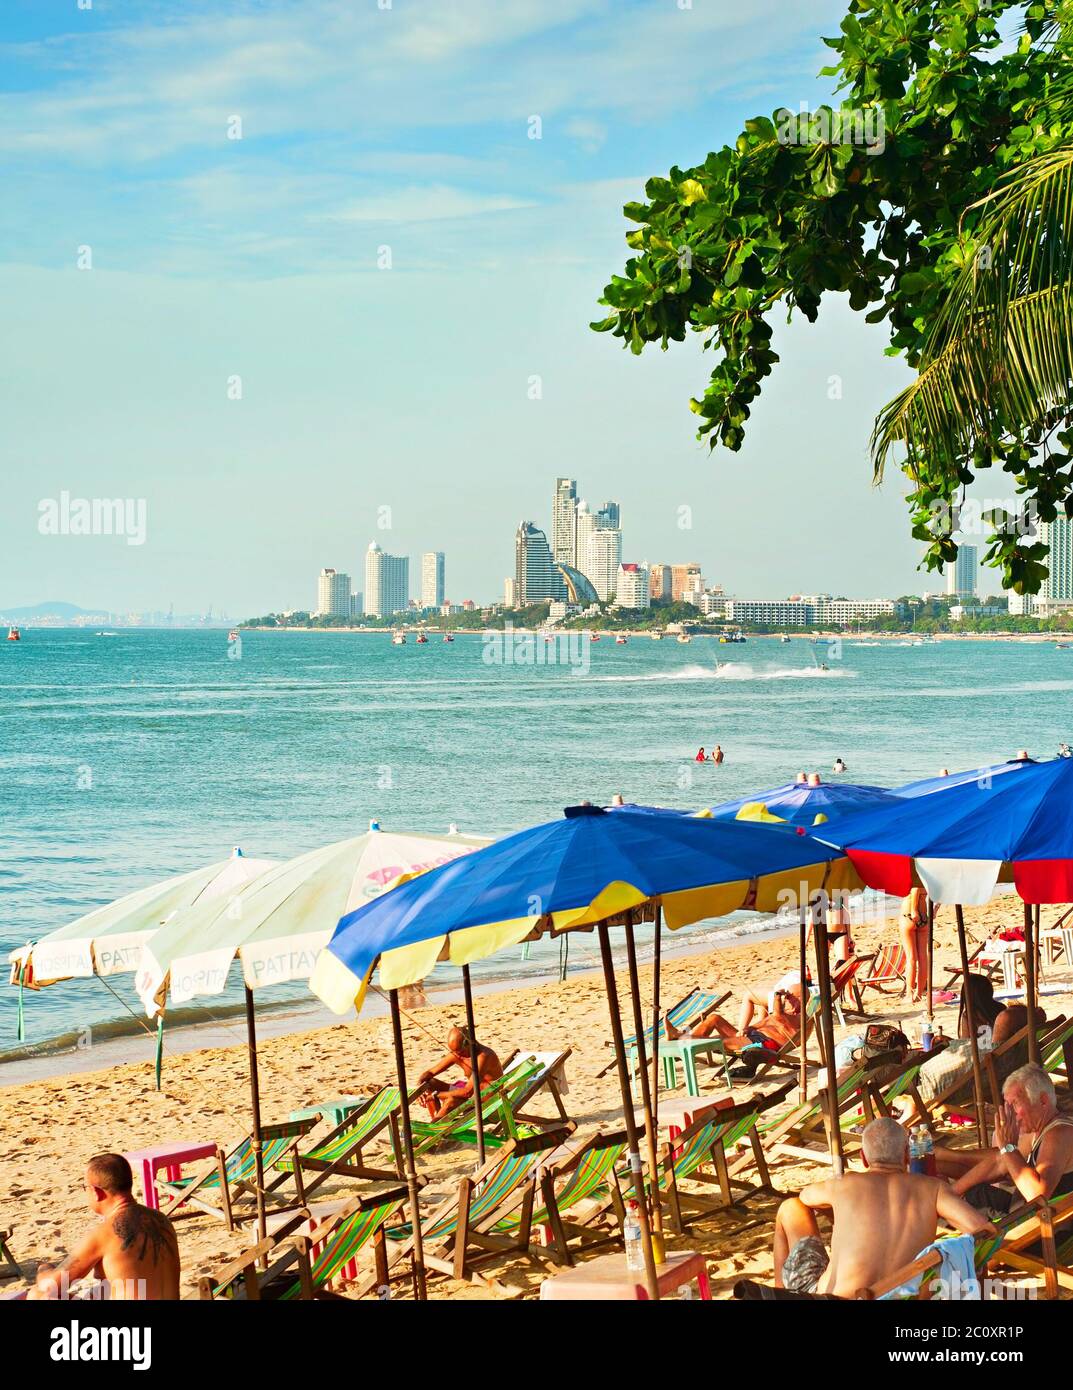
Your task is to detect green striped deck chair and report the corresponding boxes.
[984,1189,1073,1298]
[275,1086,404,1194]
[159,1118,318,1229]
[1041,1017,1073,1087]
[198,1185,409,1301]
[495,1129,629,1265]
[410,1058,543,1155]
[350,1125,574,1297]
[612,988,730,1081]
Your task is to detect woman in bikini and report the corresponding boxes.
[899,885,931,1003]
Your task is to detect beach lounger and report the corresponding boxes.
[274,1085,406,1194]
[0,1230,19,1282]
[158,1118,318,1229]
[198,1185,411,1301]
[494,1129,630,1265]
[409,1057,544,1154]
[829,954,868,1025]
[985,1191,1073,1298]
[601,987,731,1078]
[351,1125,575,1297]
[855,943,907,998]
[500,1048,573,1125]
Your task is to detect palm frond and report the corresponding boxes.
[873,145,1073,480]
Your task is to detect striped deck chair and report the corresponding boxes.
[1041,1016,1073,1089]
[275,1086,404,1194]
[494,1129,630,1265]
[756,1066,871,1166]
[829,954,868,1025]
[0,1230,19,1282]
[500,1048,573,1126]
[410,1058,543,1155]
[198,1185,410,1301]
[855,943,907,998]
[158,1118,318,1229]
[602,987,730,1079]
[350,1125,574,1297]
[983,1190,1073,1299]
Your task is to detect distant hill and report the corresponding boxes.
[0,601,103,619]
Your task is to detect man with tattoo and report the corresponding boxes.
[29,1153,180,1300]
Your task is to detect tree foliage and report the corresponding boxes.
[593,0,1073,591]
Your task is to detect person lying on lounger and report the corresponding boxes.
[29,1153,179,1301]
[774,1118,993,1297]
[734,971,808,1033]
[665,985,801,1058]
[416,1025,503,1121]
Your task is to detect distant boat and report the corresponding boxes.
[1058,643,1072,650]
[442,633,454,643]
[780,635,791,643]
[416,633,429,644]
[6,626,20,642]
[676,633,691,644]
[392,632,406,645]
[590,633,601,643]
[650,631,662,641]
[228,629,240,641]
[615,635,628,645]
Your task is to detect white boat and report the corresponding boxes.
[780,635,791,643]
[615,635,628,645]
[228,629,240,641]
[392,632,406,645]
[442,633,454,643]
[650,631,662,641]
[416,633,429,645]
[6,626,20,642]
[676,633,691,644]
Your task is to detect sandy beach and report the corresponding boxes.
[2,898,1069,1301]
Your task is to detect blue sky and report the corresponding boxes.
[0,0,992,615]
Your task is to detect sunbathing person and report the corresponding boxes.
[736,970,807,1033]
[938,1064,1073,1220]
[774,1117,994,1297]
[29,1153,179,1301]
[666,985,801,1057]
[416,1024,503,1121]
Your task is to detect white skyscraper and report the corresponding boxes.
[364,542,409,617]
[587,527,623,601]
[421,551,446,608]
[1041,517,1073,600]
[946,544,978,598]
[574,500,596,578]
[552,478,578,567]
[316,567,351,618]
[614,563,650,609]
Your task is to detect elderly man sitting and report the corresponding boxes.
[940,1063,1073,1217]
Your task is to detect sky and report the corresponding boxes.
[0,0,998,615]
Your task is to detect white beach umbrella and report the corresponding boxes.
[135,825,490,1016]
[8,847,278,991]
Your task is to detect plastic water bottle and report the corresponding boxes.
[624,1200,645,1271]
[908,1129,925,1175]
[918,1126,937,1177]
[921,1021,934,1053]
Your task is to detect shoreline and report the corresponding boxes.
[238,626,1066,643]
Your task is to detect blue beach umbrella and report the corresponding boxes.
[705,779,900,827]
[892,759,1032,799]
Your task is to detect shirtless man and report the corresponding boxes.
[29,1153,179,1300]
[774,1118,994,1297]
[943,1064,1073,1215]
[416,1024,502,1121]
[737,970,805,1032]
[667,983,801,1048]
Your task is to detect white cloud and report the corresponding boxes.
[323,185,536,224]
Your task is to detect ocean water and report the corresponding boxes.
[1,628,1069,1053]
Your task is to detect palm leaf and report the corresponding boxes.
[873,145,1073,482]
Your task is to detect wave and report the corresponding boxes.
[712,662,854,681]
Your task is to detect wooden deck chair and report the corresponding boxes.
[499,1048,573,1126]
[1041,1016,1073,1089]
[829,954,869,1025]
[495,1129,630,1266]
[409,1058,544,1155]
[983,1191,1073,1299]
[599,987,730,1078]
[0,1230,19,1282]
[720,992,823,1082]
[198,1185,410,1301]
[855,943,908,998]
[275,1085,406,1193]
[351,1125,575,1297]
[756,1065,870,1162]
[856,1219,1013,1301]
[158,1117,318,1229]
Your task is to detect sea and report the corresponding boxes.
[1,627,1068,1070]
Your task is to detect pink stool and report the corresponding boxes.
[123,1140,218,1211]
[540,1249,711,1300]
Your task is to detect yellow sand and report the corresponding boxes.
[1,901,1069,1300]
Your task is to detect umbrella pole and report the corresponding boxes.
[389,988,427,1300]
[243,985,267,1253]
[926,901,935,1022]
[954,906,989,1149]
[623,914,664,1258]
[154,1016,164,1092]
[597,922,660,1300]
[798,915,808,1104]
[813,904,844,1176]
[1023,903,1040,1065]
[649,907,662,1140]
[461,965,486,1166]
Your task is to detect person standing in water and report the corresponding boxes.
[711,745,725,764]
[695,747,706,763]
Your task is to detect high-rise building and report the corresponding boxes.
[671,563,702,602]
[595,501,621,530]
[615,563,650,609]
[504,577,517,608]
[364,542,409,617]
[552,478,578,567]
[587,528,623,601]
[421,551,446,608]
[350,592,363,619]
[1040,517,1073,600]
[317,567,351,618]
[574,500,596,578]
[515,522,565,605]
[945,545,978,598]
[649,564,672,602]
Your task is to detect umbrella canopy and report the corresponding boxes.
[893,759,1032,798]
[136,827,488,1015]
[311,805,859,1014]
[8,848,277,988]
[706,780,900,826]
[815,757,1073,904]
